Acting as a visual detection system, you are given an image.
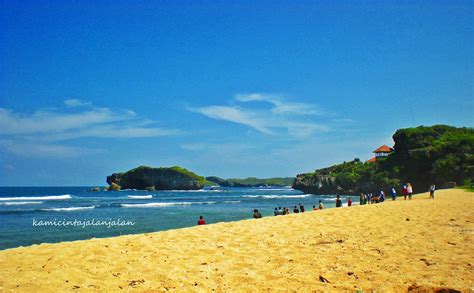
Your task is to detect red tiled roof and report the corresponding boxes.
[373,145,393,153]
[367,157,377,163]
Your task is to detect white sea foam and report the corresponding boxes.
[257,188,294,191]
[0,201,44,205]
[0,194,72,201]
[242,194,313,199]
[223,200,242,204]
[127,195,153,199]
[43,206,95,212]
[168,189,217,192]
[121,201,216,208]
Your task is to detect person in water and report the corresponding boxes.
[197,215,206,225]
[335,195,342,207]
[318,200,324,210]
[293,206,299,213]
[299,203,305,213]
[253,209,262,219]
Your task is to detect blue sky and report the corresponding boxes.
[0,1,473,185]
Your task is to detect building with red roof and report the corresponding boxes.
[367,145,394,163]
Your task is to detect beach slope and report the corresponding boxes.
[1,189,473,291]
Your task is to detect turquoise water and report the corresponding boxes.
[0,187,353,250]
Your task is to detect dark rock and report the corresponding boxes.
[106,166,205,191]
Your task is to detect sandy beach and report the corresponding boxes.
[0,189,473,292]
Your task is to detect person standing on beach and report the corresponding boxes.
[407,183,413,200]
[299,203,305,213]
[379,191,385,202]
[402,185,408,200]
[197,216,206,225]
[336,195,342,207]
[318,200,324,210]
[348,197,352,206]
[285,207,290,215]
[390,187,397,200]
[274,208,279,216]
[429,184,436,199]
[253,209,262,218]
[293,206,299,213]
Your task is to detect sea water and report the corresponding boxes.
[0,186,354,250]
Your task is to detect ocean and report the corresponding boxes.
[0,186,354,250]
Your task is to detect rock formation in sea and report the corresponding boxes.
[106,166,206,191]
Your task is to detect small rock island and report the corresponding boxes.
[106,166,208,191]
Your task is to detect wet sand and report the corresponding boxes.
[1,189,473,292]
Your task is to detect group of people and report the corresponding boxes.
[197,183,437,225]
[359,182,436,205]
[271,200,327,216]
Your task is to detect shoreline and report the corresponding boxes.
[0,190,441,252]
[1,189,473,291]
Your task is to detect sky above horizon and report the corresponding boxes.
[1,1,473,186]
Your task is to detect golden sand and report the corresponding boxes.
[1,189,473,292]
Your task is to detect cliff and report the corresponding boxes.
[106,166,208,190]
[293,125,474,195]
[206,176,295,187]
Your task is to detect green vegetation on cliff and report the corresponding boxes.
[206,176,294,187]
[107,166,212,190]
[293,125,474,194]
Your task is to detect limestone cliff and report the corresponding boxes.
[106,166,206,190]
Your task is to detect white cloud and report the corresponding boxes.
[235,93,323,115]
[191,105,272,134]
[38,125,180,141]
[0,107,129,135]
[190,93,329,137]
[181,142,254,153]
[64,99,92,108]
[0,139,97,158]
[0,100,180,158]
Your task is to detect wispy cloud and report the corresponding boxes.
[190,93,329,137]
[64,99,92,108]
[0,139,98,158]
[235,93,323,115]
[191,105,272,134]
[0,100,180,157]
[0,107,130,135]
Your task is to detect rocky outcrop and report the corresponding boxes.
[293,125,474,195]
[292,174,350,194]
[206,176,295,187]
[106,166,205,191]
